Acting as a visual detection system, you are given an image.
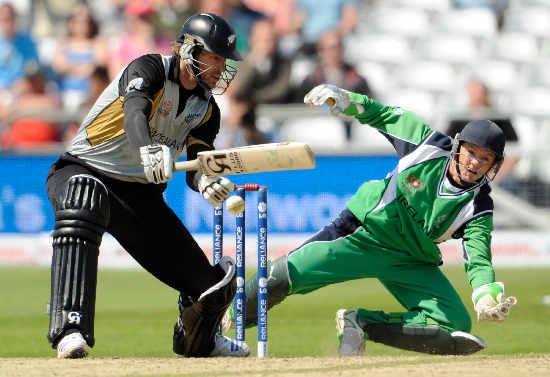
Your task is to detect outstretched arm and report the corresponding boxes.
[461,216,517,322]
[304,84,435,156]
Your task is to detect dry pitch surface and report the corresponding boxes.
[2,354,549,377]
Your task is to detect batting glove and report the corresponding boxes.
[198,174,235,208]
[140,144,173,184]
[304,84,364,116]
[472,282,517,322]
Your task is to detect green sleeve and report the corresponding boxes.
[462,215,495,289]
[345,92,433,147]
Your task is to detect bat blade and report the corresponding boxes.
[174,142,316,176]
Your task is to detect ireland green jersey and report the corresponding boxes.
[346,93,495,288]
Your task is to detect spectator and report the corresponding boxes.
[293,30,372,139]
[63,65,111,144]
[295,30,372,101]
[199,0,265,55]
[0,65,62,150]
[109,0,172,78]
[51,4,108,112]
[0,2,39,91]
[242,0,299,35]
[226,19,291,145]
[295,0,359,55]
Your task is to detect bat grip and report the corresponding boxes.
[174,159,200,172]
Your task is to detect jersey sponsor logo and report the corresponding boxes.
[396,193,426,228]
[150,128,184,151]
[185,112,202,124]
[125,77,144,93]
[159,100,173,118]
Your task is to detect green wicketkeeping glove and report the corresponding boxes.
[472,282,517,322]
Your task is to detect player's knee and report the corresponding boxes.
[174,256,236,356]
[53,175,110,244]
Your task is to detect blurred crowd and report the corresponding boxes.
[1,0,550,207]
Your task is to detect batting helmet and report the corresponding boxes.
[176,13,241,61]
[458,119,505,161]
[452,119,505,181]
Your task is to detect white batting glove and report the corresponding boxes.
[140,144,173,184]
[472,282,517,322]
[198,174,235,208]
[304,84,364,116]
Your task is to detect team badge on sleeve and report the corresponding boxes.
[126,77,145,93]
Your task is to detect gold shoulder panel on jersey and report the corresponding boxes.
[149,86,166,121]
[86,87,165,146]
[86,96,125,146]
[199,103,213,125]
[186,135,212,148]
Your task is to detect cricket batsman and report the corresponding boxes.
[229,84,517,355]
[45,13,250,358]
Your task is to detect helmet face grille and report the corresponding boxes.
[183,54,238,95]
[451,133,503,183]
[212,62,238,95]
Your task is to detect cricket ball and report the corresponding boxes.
[226,195,245,215]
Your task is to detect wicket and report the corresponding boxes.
[213,184,268,358]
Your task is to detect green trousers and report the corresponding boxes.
[287,220,471,333]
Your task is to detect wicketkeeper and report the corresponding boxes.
[45,13,250,358]
[230,84,517,355]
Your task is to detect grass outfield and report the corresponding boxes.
[1,266,549,358]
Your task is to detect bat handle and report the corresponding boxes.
[174,159,201,172]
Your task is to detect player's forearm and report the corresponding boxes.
[462,217,496,289]
[123,95,153,149]
[185,143,212,191]
[348,92,432,145]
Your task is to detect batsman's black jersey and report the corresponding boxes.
[68,54,220,183]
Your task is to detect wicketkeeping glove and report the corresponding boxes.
[472,282,517,322]
[140,144,173,184]
[198,174,235,208]
[304,84,364,116]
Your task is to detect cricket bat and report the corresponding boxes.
[174,142,315,176]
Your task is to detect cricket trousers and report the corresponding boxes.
[46,154,223,298]
[287,209,472,333]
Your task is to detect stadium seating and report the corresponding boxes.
[503,7,550,38]
[363,7,431,40]
[278,116,347,149]
[395,61,458,94]
[419,34,480,64]
[513,87,550,118]
[471,60,521,93]
[493,32,539,64]
[436,9,498,40]
[345,34,413,65]
[382,89,437,123]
